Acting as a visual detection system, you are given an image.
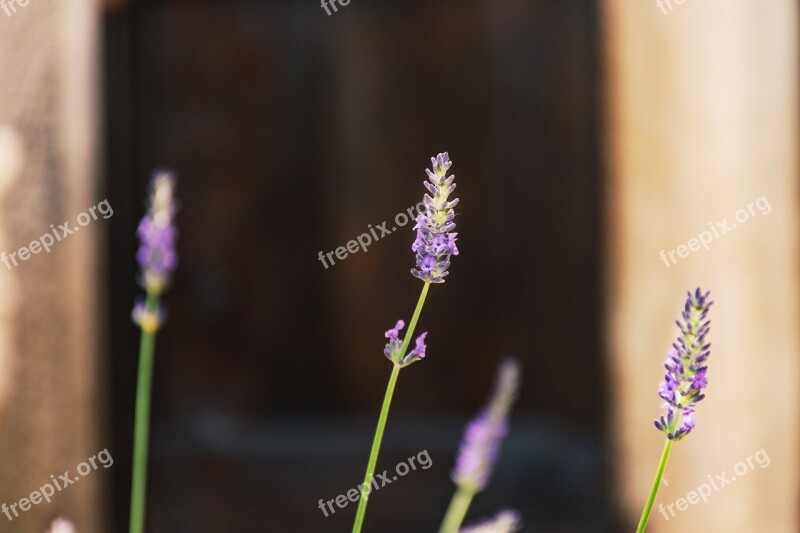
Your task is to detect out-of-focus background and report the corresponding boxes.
[0,0,797,532]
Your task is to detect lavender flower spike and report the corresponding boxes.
[136,169,178,295]
[132,170,178,333]
[411,152,459,283]
[453,359,519,492]
[654,288,713,441]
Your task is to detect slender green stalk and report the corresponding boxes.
[352,282,431,533]
[397,281,431,357]
[130,291,160,533]
[439,486,477,533]
[636,439,673,533]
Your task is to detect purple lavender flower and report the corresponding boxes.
[383,319,428,367]
[459,510,521,533]
[132,170,178,332]
[411,152,459,283]
[654,288,713,441]
[136,170,178,294]
[453,359,519,492]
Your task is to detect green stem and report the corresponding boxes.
[439,486,476,533]
[397,281,431,358]
[352,282,431,533]
[636,439,673,533]
[129,292,159,533]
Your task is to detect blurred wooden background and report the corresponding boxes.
[605,0,800,531]
[104,1,610,531]
[0,0,796,532]
[0,0,105,532]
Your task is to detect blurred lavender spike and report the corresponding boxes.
[136,169,178,295]
[132,170,178,332]
[453,358,520,492]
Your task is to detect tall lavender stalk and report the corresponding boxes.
[351,153,459,533]
[636,288,713,532]
[439,359,519,533]
[129,170,178,533]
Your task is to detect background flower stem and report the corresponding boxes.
[439,485,477,533]
[352,282,430,533]
[129,291,160,533]
[636,438,673,533]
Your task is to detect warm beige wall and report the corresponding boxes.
[603,0,799,531]
[0,0,104,531]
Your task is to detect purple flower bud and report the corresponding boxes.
[383,320,405,360]
[385,320,404,342]
[136,170,178,294]
[654,288,713,441]
[453,359,520,492]
[401,331,427,366]
[132,170,178,331]
[383,319,428,367]
[411,152,459,284]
